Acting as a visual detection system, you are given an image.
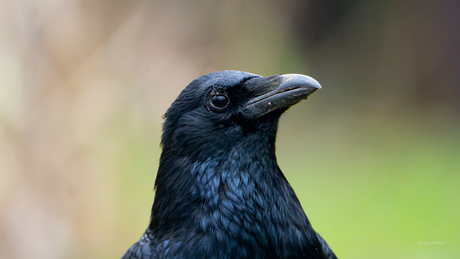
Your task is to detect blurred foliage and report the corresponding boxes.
[0,0,458,258]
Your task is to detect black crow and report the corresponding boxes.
[122,71,336,259]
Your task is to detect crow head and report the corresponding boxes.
[161,70,321,161]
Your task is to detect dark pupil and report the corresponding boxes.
[211,95,228,108]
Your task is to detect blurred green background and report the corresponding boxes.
[1,0,459,258]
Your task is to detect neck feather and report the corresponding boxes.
[149,132,309,240]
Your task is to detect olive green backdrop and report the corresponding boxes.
[0,1,458,258]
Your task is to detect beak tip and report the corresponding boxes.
[282,74,322,90]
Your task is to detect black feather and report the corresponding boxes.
[122,70,336,259]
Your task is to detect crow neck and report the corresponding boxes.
[148,128,308,241]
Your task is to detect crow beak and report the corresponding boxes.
[242,74,321,119]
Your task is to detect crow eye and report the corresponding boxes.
[211,94,229,108]
[207,88,230,113]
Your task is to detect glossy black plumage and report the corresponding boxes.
[122,70,337,259]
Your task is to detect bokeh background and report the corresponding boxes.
[1,0,459,258]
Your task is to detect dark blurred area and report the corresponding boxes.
[0,0,459,258]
